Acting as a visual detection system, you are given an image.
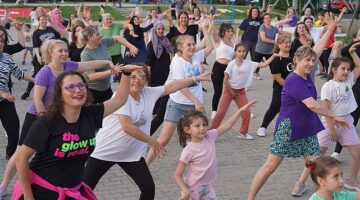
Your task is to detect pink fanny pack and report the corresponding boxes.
[12,170,97,200]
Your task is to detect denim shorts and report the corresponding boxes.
[164,99,196,123]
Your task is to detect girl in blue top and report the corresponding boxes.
[307,156,360,200]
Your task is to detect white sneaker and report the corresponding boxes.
[238,133,254,140]
[257,127,266,137]
[250,113,255,118]
[211,111,217,120]
[330,152,340,161]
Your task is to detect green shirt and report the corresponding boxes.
[309,191,356,200]
[100,23,123,56]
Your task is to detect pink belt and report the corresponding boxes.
[12,170,97,200]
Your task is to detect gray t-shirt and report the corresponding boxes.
[255,24,278,55]
[81,38,114,91]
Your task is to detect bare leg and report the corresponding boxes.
[146,121,177,165]
[0,147,19,188]
[348,144,360,187]
[247,154,284,200]
[297,155,319,184]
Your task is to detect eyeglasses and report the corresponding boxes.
[189,18,195,20]
[63,82,86,93]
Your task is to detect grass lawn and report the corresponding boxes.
[141,5,286,20]
[12,5,126,22]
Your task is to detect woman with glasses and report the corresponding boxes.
[146,19,213,165]
[13,64,140,199]
[81,25,138,103]
[0,39,118,198]
[83,65,210,200]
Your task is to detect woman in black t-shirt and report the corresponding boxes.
[68,19,86,62]
[256,33,293,137]
[14,66,141,200]
[166,10,199,46]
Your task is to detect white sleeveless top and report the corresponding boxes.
[215,40,234,61]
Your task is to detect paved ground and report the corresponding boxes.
[0,10,358,200]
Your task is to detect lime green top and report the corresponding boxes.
[100,23,123,56]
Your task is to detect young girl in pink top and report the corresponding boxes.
[174,100,257,200]
[210,43,277,140]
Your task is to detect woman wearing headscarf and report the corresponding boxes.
[145,22,173,135]
[124,15,153,64]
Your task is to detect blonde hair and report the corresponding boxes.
[274,33,292,53]
[41,39,67,64]
[293,46,317,69]
[175,35,194,55]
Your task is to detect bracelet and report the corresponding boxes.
[123,71,131,76]
[192,76,196,83]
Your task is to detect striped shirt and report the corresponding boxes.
[0,53,25,101]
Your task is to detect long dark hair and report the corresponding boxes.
[328,57,352,81]
[0,26,10,47]
[177,110,208,148]
[294,22,311,39]
[218,23,233,38]
[248,6,261,21]
[44,71,93,120]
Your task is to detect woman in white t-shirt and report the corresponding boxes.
[146,21,213,165]
[83,65,210,200]
[317,43,360,191]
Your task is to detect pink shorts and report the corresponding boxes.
[188,183,217,200]
[317,115,360,148]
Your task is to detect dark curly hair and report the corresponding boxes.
[44,71,93,120]
[218,23,233,38]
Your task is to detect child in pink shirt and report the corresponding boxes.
[174,100,257,200]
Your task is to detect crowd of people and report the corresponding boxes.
[0,2,359,200]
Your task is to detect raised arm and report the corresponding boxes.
[48,19,68,39]
[113,35,139,56]
[14,22,25,47]
[162,72,211,96]
[196,19,213,58]
[349,42,360,80]
[313,12,339,58]
[77,60,113,72]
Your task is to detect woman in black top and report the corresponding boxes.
[166,10,199,45]
[124,15,153,64]
[21,14,61,100]
[145,22,173,135]
[15,66,140,200]
[69,19,86,62]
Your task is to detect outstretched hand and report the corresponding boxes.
[120,64,144,74]
[239,100,257,112]
[349,42,360,53]
[324,12,339,31]
[195,71,211,82]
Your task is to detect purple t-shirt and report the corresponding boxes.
[288,15,298,27]
[27,61,79,115]
[276,72,324,141]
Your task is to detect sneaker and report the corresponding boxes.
[257,127,266,137]
[250,113,255,118]
[211,111,217,120]
[253,73,263,80]
[344,180,360,192]
[330,152,340,161]
[0,186,7,199]
[291,181,306,197]
[238,133,254,140]
[21,92,30,100]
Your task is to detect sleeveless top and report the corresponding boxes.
[215,40,234,61]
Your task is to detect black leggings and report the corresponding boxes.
[253,52,271,74]
[150,95,169,136]
[260,89,281,128]
[25,56,44,94]
[0,100,20,157]
[89,87,113,104]
[242,41,257,61]
[320,49,331,73]
[19,113,37,145]
[211,61,228,111]
[83,157,155,200]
